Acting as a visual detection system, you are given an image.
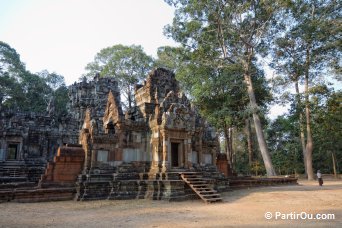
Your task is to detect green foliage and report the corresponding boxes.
[162,1,275,129]
[38,70,66,90]
[267,89,342,175]
[53,85,69,116]
[270,0,340,86]
[0,41,67,114]
[163,0,283,176]
[20,72,53,112]
[0,41,26,79]
[84,44,154,109]
[249,161,266,176]
[154,46,185,71]
[0,41,27,108]
[268,0,341,177]
[234,149,250,175]
[267,116,305,175]
[311,89,342,174]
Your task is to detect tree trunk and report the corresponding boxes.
[245,118,253,166]
[224,126,233,166]
[128,89,132,110]
[304,45,314,181]
[229,127,234,169]
[244,71,276,176]
[294,80,307,175]
[332,151,337,179]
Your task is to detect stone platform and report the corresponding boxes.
[228,176,298,189]
[75,162,201,201]
[0,187,75,203]
[0,160,46,184]
[39,145,84,188]
[0,161,298,203]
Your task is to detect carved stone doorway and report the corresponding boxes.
[7,144,18,160]
[171,142,179,167]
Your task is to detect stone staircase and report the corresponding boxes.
[0,161,28,183]
[0,160,46,184]
[76,173,114,201]
[75,162,195,201]
[192,164,230,192]
[180,172,222,203]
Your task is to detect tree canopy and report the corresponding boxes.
[84,44,154,109]
[268,0,341,179]
[1,0,340,177]
[164,0,282,176]
[0,41,67,115]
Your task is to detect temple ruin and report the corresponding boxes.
[77,68,219,172]
[0,68,297,203]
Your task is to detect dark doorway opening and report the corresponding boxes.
[7,144,18,160]
[171,143,179,167]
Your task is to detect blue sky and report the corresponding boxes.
[5,0,334,117]
[0,0,177,85]
[0,0,290,117]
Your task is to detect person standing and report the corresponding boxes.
[317,170,323,186]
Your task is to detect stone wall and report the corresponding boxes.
[1,68,222,193]
[0,110,78,162]
[39,145,85,187]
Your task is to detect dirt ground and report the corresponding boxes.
[0,180,341,228]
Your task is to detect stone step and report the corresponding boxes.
[0,176,28,183]
[0,181,37,190]
[198,190,217,194]
[182,175,203,179]
[204,197,223,203]
[201,193,221,197]
[180,173,222,204]
[0,187,75,203]
[188,180,207,184]
[191,184,210,188]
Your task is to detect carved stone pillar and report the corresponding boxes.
[188,138,192,167]
[151,130,160,168]
[184,138,191,168]
[212,147,217,165]
[162,130,169,171]
[116,123,124,163]
[80,131,91,173]
[198,130,203,164]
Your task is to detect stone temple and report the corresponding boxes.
[0,68,296,203]
[78,68,219,172]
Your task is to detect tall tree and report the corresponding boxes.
[84,44,153,109]
[164,0,279,176]
[38,70,66,90]
[311,88,341,176]
[0,41,27,108]
[270,34,308,174]
[0,41,67,113]
[267,89,341,176]
[155,46,272,173]
[269,0,341,179]
[154,46,186,71]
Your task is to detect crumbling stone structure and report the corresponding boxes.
[0,68,298,203]
[39,145,85,187]
[79,68,219,173]
[74,68,223,201]
[0,111,78,162]
[0,68,228,202]
[0,108,79,185]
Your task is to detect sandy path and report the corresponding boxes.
[0,180,341,227]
